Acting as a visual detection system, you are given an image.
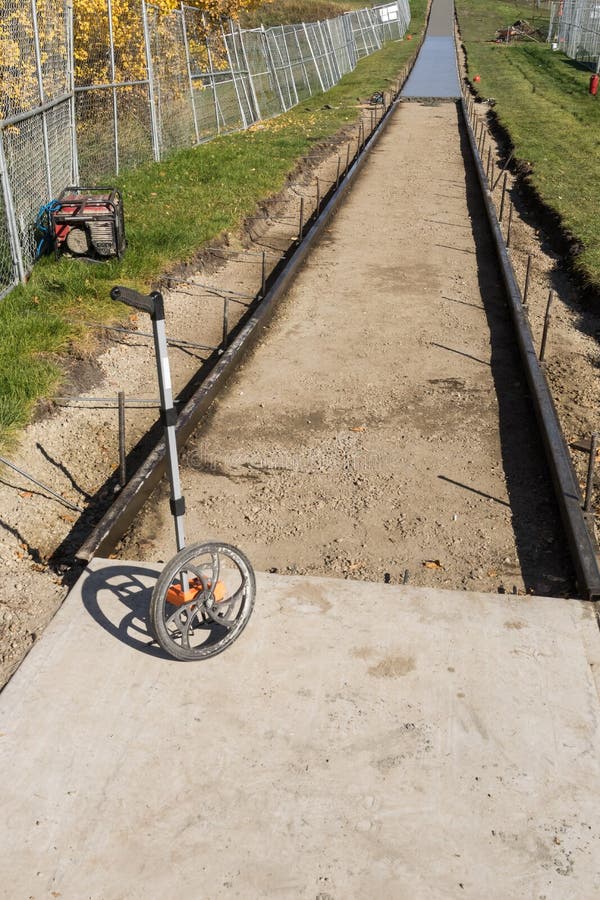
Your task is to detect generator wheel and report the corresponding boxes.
[149,542,255,661]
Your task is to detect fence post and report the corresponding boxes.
[141,0,161,161]
[274,26,293,109]
[344,13,358,69]
[367,7,379,49]
[106,0,120,174]
[262,25,286,113]
[31,0,53,197]
[293,27,312,97]
[238,22,262,121]
[280,26,298,107]
[318,21,335,88]
[274,26,294,109]
[207,19,225,133]
[355,9,367,54]
[220,21,247,131]
[327,20,342,83]
[362,9,372,55]
[181,4,200,145]
[303,23,326,93]
[334,19,346,76]
[66,0,79,184]
[0,133,25,283]
[332,19,342,73]
[367,8,382,49]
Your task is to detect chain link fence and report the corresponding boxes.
[74,0,156,180]
[548,0,600,71]
[1,0,410,296]
[0,0,77,297]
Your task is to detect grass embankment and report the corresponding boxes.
[0,0,427,450]
[240,0,370,28]
[456,0,600,287]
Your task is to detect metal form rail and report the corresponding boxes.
[460,97,600,601]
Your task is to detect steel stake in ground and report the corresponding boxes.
[523,253,533,305]
[584,433,598,514]
[539,290,555,362]
[118,391,126,487]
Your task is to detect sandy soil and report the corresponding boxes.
[122,101,573,596]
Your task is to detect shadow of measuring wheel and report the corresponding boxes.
[80,563,166,658]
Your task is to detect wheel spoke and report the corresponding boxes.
[211,549,221,592]
[213,583,245,621]
[204,599,236,629]
[165,607,183,635]
[187,564,211,591]
[180,609,193,649]
[166,599,198,640]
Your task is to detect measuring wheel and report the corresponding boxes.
[149,542,255,661]
[111,286,256,661]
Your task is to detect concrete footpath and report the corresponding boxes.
[402,0,461,99]
[1,559,600,898]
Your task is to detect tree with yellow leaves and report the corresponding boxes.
[0,0,266,116]
[73,0,265,84]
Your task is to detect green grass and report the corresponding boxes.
[240,0,370,28]
[456,0,600,287]
[0,0,427,449]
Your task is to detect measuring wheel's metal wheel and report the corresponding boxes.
[149,542,255,661]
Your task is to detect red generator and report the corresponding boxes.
[51,187,126,261]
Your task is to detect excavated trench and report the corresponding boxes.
[121,99,573,596]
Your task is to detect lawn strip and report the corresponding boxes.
[456,0,600,289]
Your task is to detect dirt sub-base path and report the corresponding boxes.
[126,101,571,595]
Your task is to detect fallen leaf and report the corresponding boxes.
[18,491,33,499]
[487,569,498,577]
[350,425,366,433]
[60,514,75,524]
[423,559,443,570]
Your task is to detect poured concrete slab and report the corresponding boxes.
[402,36,462,99]
[1,559,599,897]
[402,0,462,99]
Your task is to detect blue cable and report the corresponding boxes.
[35,199,61,259]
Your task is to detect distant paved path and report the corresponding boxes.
[402,0,461,98]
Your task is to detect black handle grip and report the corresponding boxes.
[111,286,163,318]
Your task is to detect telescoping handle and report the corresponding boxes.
[111,285,164,319]
[111,284,186,553]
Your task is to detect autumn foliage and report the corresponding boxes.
[0,0,266,115]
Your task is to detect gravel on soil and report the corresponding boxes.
[121,101,574,597]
